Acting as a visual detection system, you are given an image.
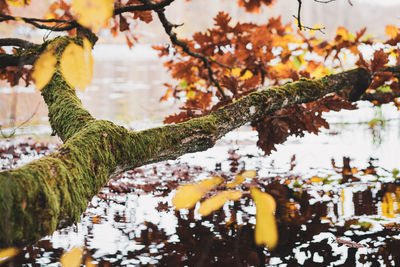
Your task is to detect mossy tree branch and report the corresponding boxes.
[0,36,373,248]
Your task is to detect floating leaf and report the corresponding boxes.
[242,170,257,178]
[72,0,113,32]
[198,190,242,216]
[226,174,245,188]
[60,39,93,91]
[0,247,19,264]
[251,188,278,249]
[60,247,83,267]
[32,49,57,90]
[172,177,223,210]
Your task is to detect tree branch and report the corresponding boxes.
[0,34,372,248]
[113,0,175,15]
[0,38,39,49]
[0,13,78,31]
[141,0,227,99]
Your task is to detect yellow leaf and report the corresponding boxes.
[309,24,323,36]
[187,90,196,99]
[226,174,245,188]
[6,0,29,6]
[309,176,323,183]
[172,177,223,210]
[0,247,19,264]
[386,25,398,38]
[336,27,349,40]
[72,0,114,32]
[198,190,242,216]
[60,39,93,91]
[242,170,257,178]
[251,188,278,249]
[32,49,57,90]
[60,247,83,267]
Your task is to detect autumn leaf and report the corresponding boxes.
[226,174,245,188]
[60,247,83,267]
[6,0,29,6]
[385,25,398,38]
[72,0,113,32]
[60,39,93,91]
[198,190,242,216]
[172,177,223,210]
[0,247,19,264]
[32,49,57,90]
[251,187,278,249]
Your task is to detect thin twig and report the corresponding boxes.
[0,13,77,31]
[114,0,175,15]
[0,38,39,49]
[139,0,227,99]
[294,0,326,33]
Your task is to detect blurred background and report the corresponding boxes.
[1,0,400,133]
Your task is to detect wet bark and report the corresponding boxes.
[0,37,373,248]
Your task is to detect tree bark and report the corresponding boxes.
[0,37,372,248]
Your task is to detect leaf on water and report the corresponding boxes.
[0,247,19,264]
[72,0,113,32]
[198,190,242,216]
[60,247,83,267]
[251,187,278,249]
[226,170,256,188]
[226,174,244,188]
[32,49,57,90]
[60,39,93,91]
[242,170,257,178]
[172,177,223,210]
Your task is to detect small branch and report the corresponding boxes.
[0,53,38,67]
[114,0,175,15]
[141,0,227,99]
[0,38,39,49]
[0,13,78,31]
[294,0,326,33]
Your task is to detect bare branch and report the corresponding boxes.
[139,0,227,99]
[114,0,175,15]
[0,13,77,31]
[0,38,39,49]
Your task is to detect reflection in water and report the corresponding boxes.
[2,137,400,266]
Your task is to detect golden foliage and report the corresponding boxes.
[72,0,113,32]
[60,39,93,91]
[251,188,278,249]
[32,49,57,90]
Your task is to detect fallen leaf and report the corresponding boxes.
[0,247,19,264]
[172,177,223,209]
[60,247,83,267]
[198,190,242,216]
[251,187,278,249]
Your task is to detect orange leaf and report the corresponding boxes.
[385,25,398,38]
